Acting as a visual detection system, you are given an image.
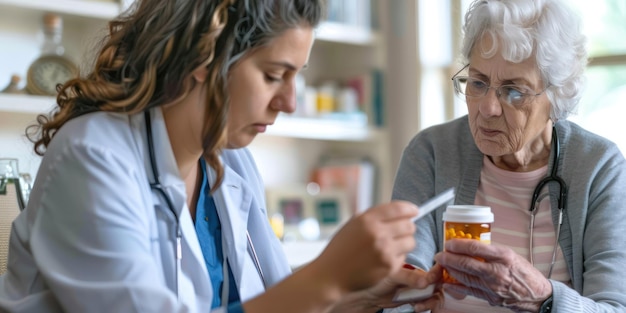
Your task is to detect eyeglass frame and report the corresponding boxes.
[451,64,550,107]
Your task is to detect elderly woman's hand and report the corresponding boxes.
[434,239,552,312]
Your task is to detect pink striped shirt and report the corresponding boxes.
[442,156,571,312]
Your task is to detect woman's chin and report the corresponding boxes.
[226,135,256,149]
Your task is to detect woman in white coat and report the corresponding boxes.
[0,0,440,312]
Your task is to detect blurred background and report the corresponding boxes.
[1,0,624,267]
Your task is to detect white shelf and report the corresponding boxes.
[0,0,121,20]
[0,1,375,45]
[0,94,55,114]
[315,21,378,46]
[0,2,374,44]
[0,0,373,43]
[0,96,383,141]
[265,114,384,141]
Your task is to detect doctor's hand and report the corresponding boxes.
[310,201,418,295]
[328,263,444,313]
[434,239,552,312]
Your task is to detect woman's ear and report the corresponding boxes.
[192,65,209,83]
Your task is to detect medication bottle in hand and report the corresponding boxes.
[442,205,493,283]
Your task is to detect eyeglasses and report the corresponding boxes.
[451,64,549,107]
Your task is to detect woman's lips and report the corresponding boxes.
[253,124,268,133]
[480,127,501,137]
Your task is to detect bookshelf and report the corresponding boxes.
[0,0,387,141]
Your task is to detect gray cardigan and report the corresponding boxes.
[392,116,626,312]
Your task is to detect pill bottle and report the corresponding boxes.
[442,205,493,283]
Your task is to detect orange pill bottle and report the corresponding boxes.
[442,205,494,284]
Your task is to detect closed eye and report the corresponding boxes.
[264,73,283,83]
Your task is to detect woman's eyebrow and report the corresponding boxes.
[265,60,311,71]
[266,61,298,71]
[469,68,534,86]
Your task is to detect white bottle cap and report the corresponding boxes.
[443,205,494,223]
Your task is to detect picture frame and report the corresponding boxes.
[312,191,349,225]
[265,185,314,225]
[311,190,350,238]
[265,186,351,240]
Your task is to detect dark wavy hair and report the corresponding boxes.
[26,0,324,189]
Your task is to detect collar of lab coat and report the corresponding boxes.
[206,163,268,300]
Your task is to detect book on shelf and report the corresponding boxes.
[371,69,384,126]
[309,157,375,216]
[345,69,384,127]
[326,0,372,30]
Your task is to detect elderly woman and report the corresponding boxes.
[392,0,626,312]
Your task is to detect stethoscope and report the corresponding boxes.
[528,125,568,279]
[143,110,267,300]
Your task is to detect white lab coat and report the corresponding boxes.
[0,107,291,312]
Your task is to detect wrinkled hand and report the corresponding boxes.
[315,201,418,294]
[329,264,444,313]
[434,239,552,312]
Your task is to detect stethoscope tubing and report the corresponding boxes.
[528,125,567,279]
[145,110,183,296]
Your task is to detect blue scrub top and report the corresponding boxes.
[196,160,244,312]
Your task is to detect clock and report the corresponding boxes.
[26,55,78,96]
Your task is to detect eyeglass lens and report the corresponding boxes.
[454,77,529,106]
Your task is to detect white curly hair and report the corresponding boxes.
[461,0,588,121]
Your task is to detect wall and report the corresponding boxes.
[379,1,421,185]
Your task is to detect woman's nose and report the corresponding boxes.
[270,79,297,113]
[478,87,503,117]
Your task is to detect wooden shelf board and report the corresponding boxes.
[0,94,55,114]
[0,0,121,20]
[315,21,378,46]
[265,114,384,141]
[0,97,384,142]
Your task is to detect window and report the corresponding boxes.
[568,1,626,154]
[417,0,472,129]
[417,0,453,129]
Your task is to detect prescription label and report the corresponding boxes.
[480,232,491,244]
